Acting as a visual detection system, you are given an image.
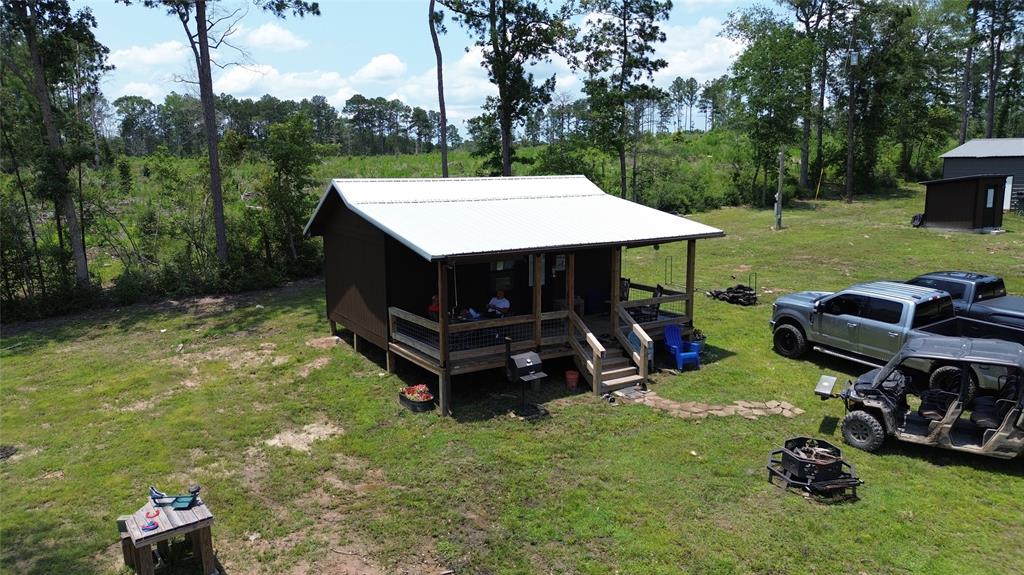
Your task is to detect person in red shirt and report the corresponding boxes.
[427,294,440,320]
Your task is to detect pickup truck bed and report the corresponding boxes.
[917,316,1024,345]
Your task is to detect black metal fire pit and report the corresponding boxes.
[767,437,862,500]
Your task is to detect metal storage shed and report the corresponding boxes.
[941,138,1024,211]
[920,174,1008,231]
[304,176,725,415]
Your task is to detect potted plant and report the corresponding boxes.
[399,384,435,412]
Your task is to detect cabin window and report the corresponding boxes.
[986,188,995,208]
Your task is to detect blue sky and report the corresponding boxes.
[76,0,747,124]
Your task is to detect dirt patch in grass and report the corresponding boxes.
[297,356,330,378]
[264,422,344,452]
[168,342,287,371]
[39,470,65,480]
[306,335,341,350]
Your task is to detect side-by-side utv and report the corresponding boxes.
[816,335,1024,460]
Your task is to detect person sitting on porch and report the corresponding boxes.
[487,290,511,317]
[456,307,481,321]
[427,295,440,320]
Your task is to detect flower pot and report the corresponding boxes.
[565,370,580,390]
[399,393,435,412]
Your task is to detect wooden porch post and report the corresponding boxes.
[686,239,696,322]
[533,254,543,349]
[610,246,621,335]
[437,260,451,416]
[567,253,576,341]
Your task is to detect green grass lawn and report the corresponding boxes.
[2,187,1022,574]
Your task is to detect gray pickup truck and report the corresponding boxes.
[770,281,1024,397]
[906,271,1024,329]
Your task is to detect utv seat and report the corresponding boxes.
[971,378,1020,429]
[919,389,958,421]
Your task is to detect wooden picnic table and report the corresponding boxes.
[118,497,217,575]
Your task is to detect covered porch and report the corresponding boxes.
[384,241,700,414]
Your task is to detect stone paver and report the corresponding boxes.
[611,389,805,422]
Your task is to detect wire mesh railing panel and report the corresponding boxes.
[541,317,568,340]
[393,316,440,357]
[449,321,534,353]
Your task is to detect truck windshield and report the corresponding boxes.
[912,298,955,328]
[975,279,1007,301]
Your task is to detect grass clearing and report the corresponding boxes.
[2,187,1022,574]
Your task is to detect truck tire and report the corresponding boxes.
[773,324,807,358]
[929,366,977,405]
[842,410,886,452]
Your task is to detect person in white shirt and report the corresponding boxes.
[487,290,511,317]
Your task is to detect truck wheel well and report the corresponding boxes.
[774,317,806,337]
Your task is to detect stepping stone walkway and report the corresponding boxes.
[613,389,805,420]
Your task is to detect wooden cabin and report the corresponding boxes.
[304,176,725,415]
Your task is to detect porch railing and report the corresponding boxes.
[621,281,689,329]
[388,307,572,364]
[389,307,440,360]
[568,310,605,394]
[615,303,653,381]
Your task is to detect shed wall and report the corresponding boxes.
[943,157,1023,210]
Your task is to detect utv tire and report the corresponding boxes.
[929,366,977,405]
[842,410,886,453]
[773,324,807,358]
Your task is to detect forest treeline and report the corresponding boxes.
[1,0,1021,321]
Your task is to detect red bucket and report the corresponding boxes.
[565,370,580,390]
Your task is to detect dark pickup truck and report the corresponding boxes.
[907,271,1024,330]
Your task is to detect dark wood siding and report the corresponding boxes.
[943,156,1023,210]
[322,202,389,348]
[924,176,1005,229]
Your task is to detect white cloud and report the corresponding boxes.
[350,53,408,84]
[109,41,189,71]
[654,17,742,84]
[115,82,164,101]
[241,22,309,51]
[386,47,495,119]
[213,64,353,106]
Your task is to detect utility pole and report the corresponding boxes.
[845,12,858,204]
[775,150,784,230]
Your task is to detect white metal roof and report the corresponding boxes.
[941,138,1024,158]
[304,176,724,261]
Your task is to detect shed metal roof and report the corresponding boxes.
[941,138,1024,159]
[304,176,725,261]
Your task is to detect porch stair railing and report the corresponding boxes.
[568,311,605,394]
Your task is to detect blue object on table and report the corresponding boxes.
[664,325,700,371]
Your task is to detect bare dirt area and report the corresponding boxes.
[263,422,344,452]
[296,356,330,378]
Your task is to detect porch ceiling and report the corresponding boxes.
[304,176,725,261]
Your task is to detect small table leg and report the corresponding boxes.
[120,536,135,570]
[196,526,217,575]
[135,544,155,575]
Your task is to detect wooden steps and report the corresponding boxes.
[574,338,646,394]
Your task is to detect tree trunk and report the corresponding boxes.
[984,10,1001,139]
[618,146,628,199]
[960,4,977,144]
[800,78,811,190]
[24,2,88,286]
[630,131,639,203]
[190,0,229,263]
[2,127,47,296]
[430,0,449,177]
